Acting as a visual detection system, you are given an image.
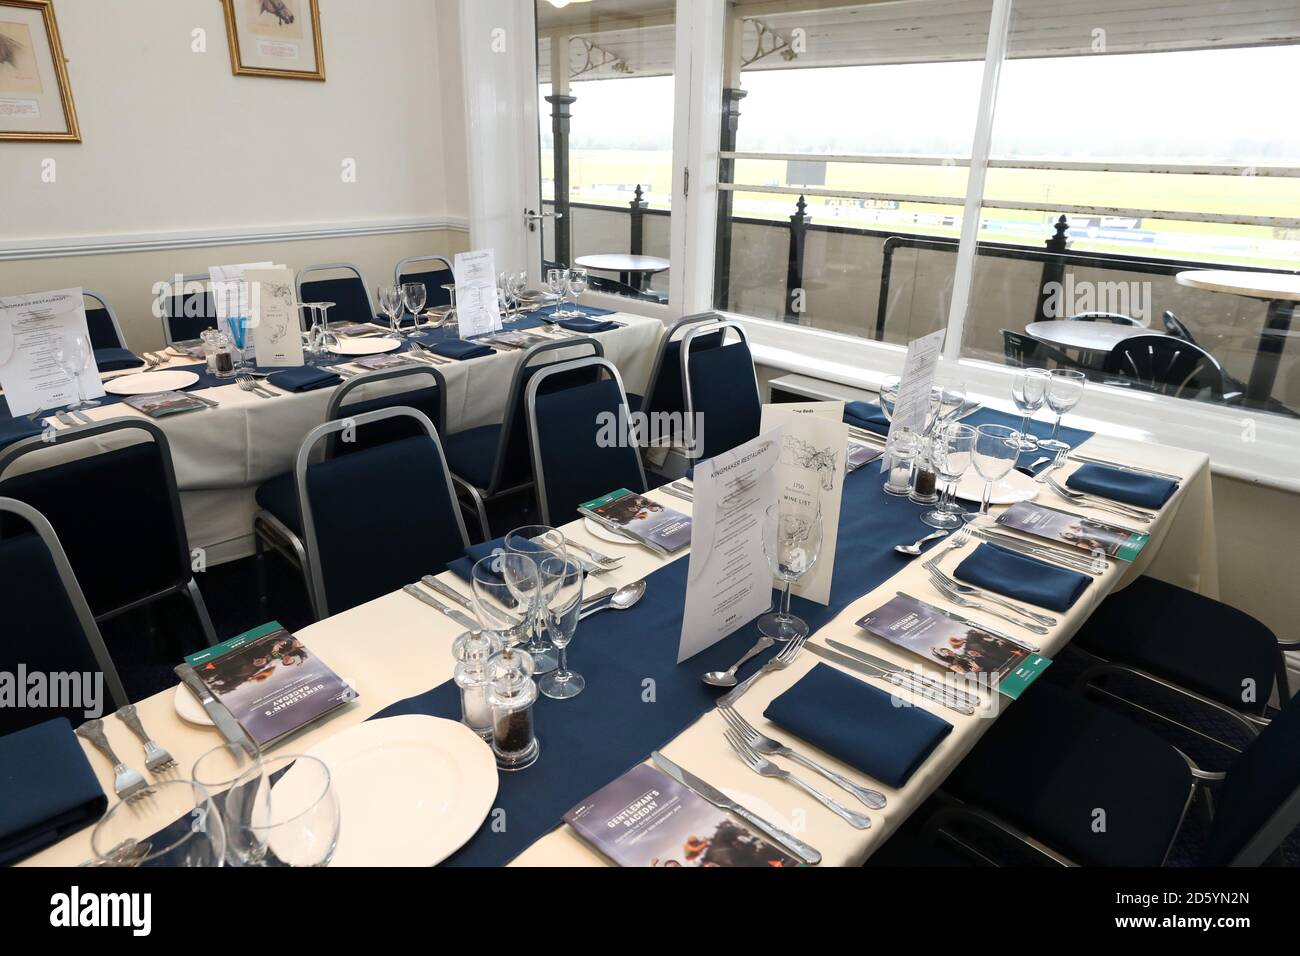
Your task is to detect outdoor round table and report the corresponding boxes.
[1025,320,1160,368]
[1175,270,1300,406]
[574,253,670,292]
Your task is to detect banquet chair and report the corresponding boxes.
[442,337,604,538]
[0,419,217,646]
[587,274,667,304]
[681,320,762,463]
[628,312,722,415]
[933,681,1300,866]
[0,498,128,735]
[526,356,647,526]
[252,366,448,612]
[83,291,128,350]
[160,273,218,345]
[1102,334,1242,403]
[297,263,378,328]
[395,254,455,312]
[1162,309,1201,347]
[294,408,470,618]
[1001,329,1070,369]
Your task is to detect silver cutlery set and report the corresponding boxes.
[76,706,177,806]
[1036,448,1158,524]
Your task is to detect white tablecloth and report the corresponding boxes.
[24,428,1215,867]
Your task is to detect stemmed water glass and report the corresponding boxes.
[402,282,428,333]
[504,526,566,674]
[538,555,584,700]
[228,754,340,867]
[54,333,99,409]
[378,286,404,337]
[922,422,976,530]
[441,284,459,329]
[1011,368,1049,452]
[565,268,588,317]
[192,741,263,866]
[972,424,1020,517]
[758,498,824,642]
[471,554,535,648]
[1039,368,1086,453]
[546,269,568,318]
[91,779,226,867]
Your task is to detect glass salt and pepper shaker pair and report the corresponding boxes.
[454,634,539,772]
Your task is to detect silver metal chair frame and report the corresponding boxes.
[0,418,217,646]
[83,290,128,350]
[160,272,217,346]
[294,407,470,620]
[394,254,454,289]
[524,356,646,528]
[637,311,722,421]
[680,320,761,462]
[0,496,129,711]
[297,262,375,332]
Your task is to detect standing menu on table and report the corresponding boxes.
[0,287,104,416]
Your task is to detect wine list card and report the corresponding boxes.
[246,266,304,368]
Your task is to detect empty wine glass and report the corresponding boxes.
[1039,368,1086,453]
[972,424,1020,516]
[505,526,566,674]
[315,301,337,355]
[471,554,535,648]
[538,555,584,700]
[934,383,966,428]
[378,286,404,337]
[441,283,459,328]
[510,272,528,317]
[1011,368,1050,452]
[55,333,99,409]
[92,779,226,867]
[192,741,263,866]
[231,754,339,868]
[922,422,976,529]
[401,282,427,332]
[546,269,568,318]
[565,268,588,316]
[758,498,824,642]
[878,377,900,421]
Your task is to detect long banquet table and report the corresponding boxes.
[25,417,1216,867]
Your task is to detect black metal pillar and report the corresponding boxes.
[546,93,577,268]
[785,195,810,323]
[714,87,747,310]
[1037,214,1070,322]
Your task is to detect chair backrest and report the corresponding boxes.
[0,498,127,734]
[586,274,663,303]
[1069,311,1141,326]
[681,321,762,462]
[298,263,375,328]
[325,365,447,455]
[161,273,218,345]
[1102,334,1230,400]
[395,255,455,309]
[296,408,470,618]
[526,357,647,526]
[482,336,604,495]
[1202,691,1300,865]
[83,291,127,350]
[1001,328,1040,366]
[0,419,194,619]
[1162,309,1200,347]
[640,312,723,418]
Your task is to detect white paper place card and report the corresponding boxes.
[453,249,503,339]
[209,261,274,328]
[759,402,848,606]
[677,429,781,663]
[245,266,304,368]
[882,328,945,470]
[0,288,105,416]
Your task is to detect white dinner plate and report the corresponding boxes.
[583,516,637,545]
[272,715,498,867]
[331,336,402,356]
[954,466,1039,505]
[173,684,213,726]
[104,370,200,395]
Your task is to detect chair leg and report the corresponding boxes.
[185,578,219,646]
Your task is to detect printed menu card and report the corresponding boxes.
[881,328,944,471]
[453,249,504,338]
[0,288,105,416]
[677,430,780,663]
[245,266,304,368]
[997,501,1149,561]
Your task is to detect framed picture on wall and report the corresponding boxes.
[0,0,79,141]
[222,0,325,81]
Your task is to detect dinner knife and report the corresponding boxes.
[421,575,474,611]
[1067,453,1182,483]
[404,584,480,631]
[823,639,981,709]
[174,664,258,755]
[897,591,1040,653]
[808,643,976,717]
[650,751,822,865]
[972,528,1103,574]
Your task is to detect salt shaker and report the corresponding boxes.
[487,647,539,771]
[453,630,501,740]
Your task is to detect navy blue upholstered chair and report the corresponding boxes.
[297,263,377,328]
[526,356,647,526]
[935,681,1300,866]
[294,408,470,618]
[160,274,218,345]
[628,312,722,415]
[442,337,604,537]
[395,255,455,315]
[0,418,217,645]
[681,321,762,463]
[0,498,128,735]
[83,291,128,351]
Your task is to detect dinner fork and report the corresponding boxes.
[115,704,177,774]
[928,574,1049,635]
[923,565,1057,627]
[718,631,809,706]
[561,536,621,569]
[76,720,154,804]
[1040,472,1155,523]
[717,704,887,809]
[236,374,276,399]
[723,729,871,829]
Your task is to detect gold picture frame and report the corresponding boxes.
[0,0,79,142]
[222,0,325,82]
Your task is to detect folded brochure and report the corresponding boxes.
[579,488,691,554]
[997,501,1148,561]
[124,391,208,418]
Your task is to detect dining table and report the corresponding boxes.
[24,405,1218,868]
[574,254,670,292]
[1024,320,1161,369]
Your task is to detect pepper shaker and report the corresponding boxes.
[487,647,539,771]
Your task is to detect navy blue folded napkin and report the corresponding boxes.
[0,718,107,866]
[93,348,145,372]
[448,535,553,584]
[1066,463,1177,509]
[763,663,952,789]
[954,542,1091,612]
[844,401,889,436]
[559,316,618,334]
[0,416,44,450]
[430,340,495,361]
[266,366,342,393]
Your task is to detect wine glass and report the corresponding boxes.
[546,269,568,318]
[878,377,900,421]
[192,741,263,866]
[510,272,529,318]
[504,526,566,674]
[757,498,824,642]
[54,333,99,409]
[471,554,535,648]
[300,303,323,363]
[922,422,976,529]
[497,272,517,322]
[315,301,337,355]
[378,286,404,337]
[1010,368,1050,452]
[441,284,459,329]
[933,383,966,429]
[538,555,584,700]
[401,282,427,333]
[565,268,588,317]
[230,754,339,868]
[972,424,1020,517]
[1039,369,1086,453]
[92,779,226,867]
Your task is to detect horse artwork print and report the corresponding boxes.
[223,0,323,80]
